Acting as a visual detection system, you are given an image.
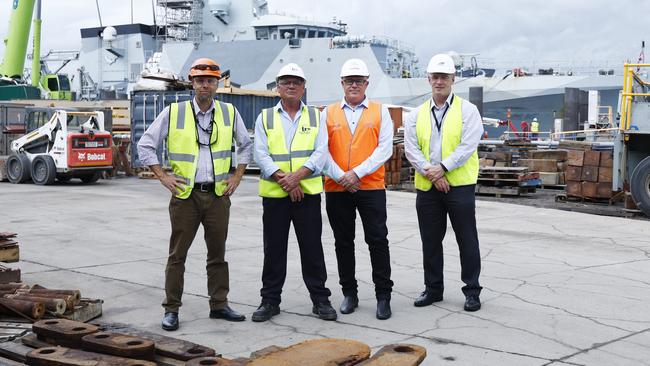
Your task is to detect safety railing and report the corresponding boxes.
[621,63,650,131]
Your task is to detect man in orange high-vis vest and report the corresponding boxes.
[322,58,394,320]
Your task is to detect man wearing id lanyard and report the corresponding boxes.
[404,53,484,312]
[137,57,253,330]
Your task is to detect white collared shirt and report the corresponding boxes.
[404,93,484,174]
[321,97,394,180]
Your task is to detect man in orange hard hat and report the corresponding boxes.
[138,57,253,330]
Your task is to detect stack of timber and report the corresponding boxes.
[561,142,616,201]
[517,149,568,188]
[384,144,411,189]
[476,166,541,197]
[0,283,101,323]
[0,233,20,284]
[0,318,427,365]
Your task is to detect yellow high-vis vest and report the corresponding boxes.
[259,106,323,198]
[414,95,479,190]
[168,100,234,198]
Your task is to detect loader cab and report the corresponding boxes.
[24,107,82,133]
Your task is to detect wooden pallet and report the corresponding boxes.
[0,266,20,284]
[475,185,536,197]
[555,193,613,205]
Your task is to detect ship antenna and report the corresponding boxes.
[637,41,645,72]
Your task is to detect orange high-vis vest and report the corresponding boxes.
[325,101,385,191]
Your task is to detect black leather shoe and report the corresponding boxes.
[161,312,179,331]
[464,295,481,312]
[376,299,391,320]
[312,301,337,320]
[209,305,246,322]
[339,295,359,314]
[251,303,280,322]
[413,291,443,307]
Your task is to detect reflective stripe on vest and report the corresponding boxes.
[414,96,479,190]
[168,100,234,198]
[531,121,539,132]
[324,101,385,191]
[258,106,323,198]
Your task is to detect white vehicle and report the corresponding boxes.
[6,110,113,185]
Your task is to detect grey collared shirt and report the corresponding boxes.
[321,97,394,180]
[137,98,253,183]
[253,101,328,179]
[404,93,484,174]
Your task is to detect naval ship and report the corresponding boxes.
[77,0,623,133]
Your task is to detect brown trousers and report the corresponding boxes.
[162,190,231,313]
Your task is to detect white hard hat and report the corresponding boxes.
[277,63,305,80]
[340,58,369,77]
[533,117,538,122]
[426,53,456,74]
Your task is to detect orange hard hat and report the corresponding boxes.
[188,58,221,80]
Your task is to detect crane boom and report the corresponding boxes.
[0,0,37,79]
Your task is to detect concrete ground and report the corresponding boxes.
[1,176,649,366]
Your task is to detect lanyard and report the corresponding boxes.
[432,95,454,132]
[189,101,218,147]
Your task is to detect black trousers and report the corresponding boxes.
[260,194,331,306]
[415,185,482,297]
[326,190,393,300]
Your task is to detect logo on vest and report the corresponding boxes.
[299,126,312,134]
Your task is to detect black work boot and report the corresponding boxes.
[312,301,337,320]
[251,302,280,322]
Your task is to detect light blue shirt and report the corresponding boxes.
[254,101,328,179]
[321,97,394,180]
[404,93,484,174]
[137,98,253,183]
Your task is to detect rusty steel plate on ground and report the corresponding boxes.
[81,332,155,360]
[356,344,427,365]
[32,319,99,348]
[26,346,156,366]
[114,329,216,360]
[185,357,241,366]
[246,338,370,366]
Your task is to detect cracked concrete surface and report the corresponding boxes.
[1,176,649,366]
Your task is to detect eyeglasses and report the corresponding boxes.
[342,79,367,86]
[192,64,220,71]
[429,74,452,81]
[193,77,219,85]
[277,79,305,87]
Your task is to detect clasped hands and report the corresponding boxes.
[274,170,305,202]
[424,164,450,193]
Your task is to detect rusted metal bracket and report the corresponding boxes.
[32,319,99,348]
[81,331,155,360]
[26,346,157,366]
[92,323,217,361]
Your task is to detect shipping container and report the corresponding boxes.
[130,89,280,168]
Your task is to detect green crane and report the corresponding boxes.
[1,0,71,100]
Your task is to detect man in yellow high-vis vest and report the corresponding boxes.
[404,53,484,312]
[137,58,253,331]
[252,63,336,322]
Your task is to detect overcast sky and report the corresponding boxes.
[1,0,648,73]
